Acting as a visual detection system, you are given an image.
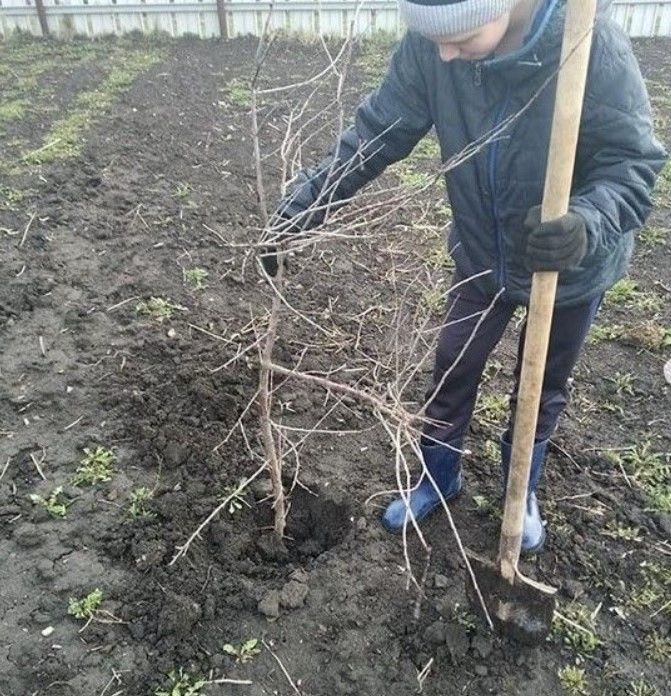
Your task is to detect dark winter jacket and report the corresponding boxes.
[279,0,667,307]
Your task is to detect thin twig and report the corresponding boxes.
[19,211,37,248]
[262,640,302,696]
[29,449,47,481]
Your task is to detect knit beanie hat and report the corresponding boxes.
[398,0,520,36]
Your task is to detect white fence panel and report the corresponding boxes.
[1,0,670,39]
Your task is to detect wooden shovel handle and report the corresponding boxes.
[499,0,598,582]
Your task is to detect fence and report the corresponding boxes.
[1,0,671,39]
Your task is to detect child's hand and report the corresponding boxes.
[522,206,588,272]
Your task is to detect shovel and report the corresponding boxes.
[465,0,598,644]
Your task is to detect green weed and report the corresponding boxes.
[72,446,115,486]
[474,393,508,425]
[606,278,639,305]
[136,297,183,321]
[155,668,206,696]
[221,483,250,516]
[643,631,671,662]
[628,681,660,696]
[421,286,446,314]
[175,182,192,201]
[653,159,671,204]
[410,135,441,160]
[358,32,396,88]
[606,371,636,397]
[587,323,623,344]
[0,185,28,209]
[601,521,641,542]
[0,99,28,121]
[224,78,252,108]
[29,486,69,518]
[128,487,156,519]
[184,267,209,290]
[472,494,502,520]
[639,226,668,247]
[223,638,261,663]
[558,665,589,695]
[452,602,477,632]
[68,589,103,620]
[552,604,601,656]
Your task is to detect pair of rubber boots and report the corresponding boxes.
[381,437,546,553]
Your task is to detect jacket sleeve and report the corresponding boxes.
[278,32,433,227]
[569,28,668,257]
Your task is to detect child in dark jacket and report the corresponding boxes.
[263,0,667,551]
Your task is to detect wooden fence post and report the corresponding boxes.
[34,0,50,36]
[216,0,228,39]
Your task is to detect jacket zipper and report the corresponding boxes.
[488,91,511,289]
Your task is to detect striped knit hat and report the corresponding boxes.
[398,0,520,36]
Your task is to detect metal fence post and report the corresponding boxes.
[216,0,228,38]
[34,0,50,36]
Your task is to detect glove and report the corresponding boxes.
[259,214,302,278]
[522,206,588,272]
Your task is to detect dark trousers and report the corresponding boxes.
[423,272,602,445]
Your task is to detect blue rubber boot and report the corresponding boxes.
[382,442,462,533]
[501,437,547,554]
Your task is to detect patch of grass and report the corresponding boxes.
[482,438,499,463]
[621,321,671,351]
[606,278,639,305]
[653,159,671,204]
[626,561,670,617]
[0,184,29,209]
[605,442,670,514]
[358,32,396,88]
[0,99,29,122]
[128,487,156,519]
[155,668,206,696]
[421,285,447,315]
[29,486,69,518]
[410,135,441,160]
[643,631,671,662]
[223,638,261,663]
[72,446,115,486]
[136,297,183,321]
[628,681,660,696]
[224,78,252,109]
[601,520,641,542]
[21,49,162,165]
[395,165,433,189]
[639,226,668,247]
[552,604,601,656]
[425,242,453,271]
[472,494,502,520]
[587,323,623,344]
[451,602,477,632]
[558,665,589,695]
[68,589,103,620]
[184,267,209,290]
[605,371,635,398]
[175,182,192,202]
[474,393,508,425]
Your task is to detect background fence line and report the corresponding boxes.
[1,0,670,40]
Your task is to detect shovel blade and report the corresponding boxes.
[466,550,557,645]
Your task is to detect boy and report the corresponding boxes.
[263,0,666,552]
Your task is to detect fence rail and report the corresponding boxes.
[1,0,670,39]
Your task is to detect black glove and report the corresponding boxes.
[260,214,302,278]
[522,206,588,272]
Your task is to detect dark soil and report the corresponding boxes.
[1,33,669,696]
